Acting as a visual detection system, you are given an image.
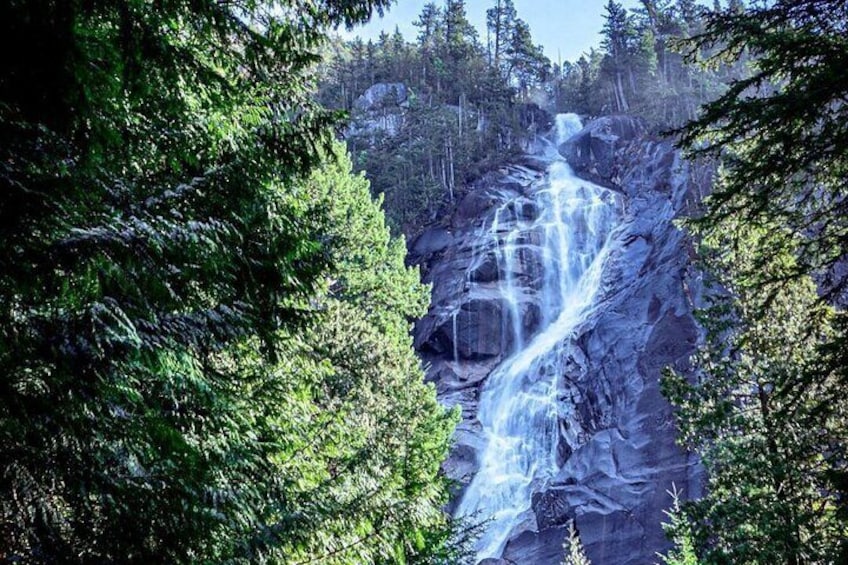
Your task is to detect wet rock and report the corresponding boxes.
[413,314,450,355]
[430,361,492,392]
[412,115,706,565]
[640,309,699,373]
[415,301,508,360]
[521,301,542,337]
[441,442,477,486]
[518,199,539,221]
[457,299,506,358]
[560,115,647,189]
[578,510,646,565]
[469,252,500,283]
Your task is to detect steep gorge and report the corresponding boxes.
[411,114,710,564]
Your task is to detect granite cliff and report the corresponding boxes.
[410,115,711,564]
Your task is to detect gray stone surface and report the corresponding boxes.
[559,115,647,189]
[412,227,455,257]
[348,83,409,137]
[412,117,712,564]
[352,82,408,112]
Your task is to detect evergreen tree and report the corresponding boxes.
[562,520,591,565]
[504,19,551,95]
[677,0,848,300]
[658,486,701,565]
[553,0,724,126]
[250,145,460,564]
[600,0,639,111]
[442,0,480,104]
[665,2,848,562]
[0,1,460,562]
[318,1,551,236]
[662,218,848,564]
[415,3,445,92]
[486,0,518,68]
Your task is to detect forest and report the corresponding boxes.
[316,0,754,236]
[1,0,846,564]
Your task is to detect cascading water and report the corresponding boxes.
[456,114,620,561]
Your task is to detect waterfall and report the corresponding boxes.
[455,114,619,561]
[554,113,583,146]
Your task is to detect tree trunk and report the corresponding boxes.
[616,72,629,112]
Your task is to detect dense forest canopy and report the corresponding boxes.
[317,0,748,235]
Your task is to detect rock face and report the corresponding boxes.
[411,115,711,564]
[348,82,409,137]
[353,82,409,112]
[560,115,648,189]
[516,102,555,135]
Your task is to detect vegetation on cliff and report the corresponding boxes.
[318,0,749,237]
[317,0,552,235]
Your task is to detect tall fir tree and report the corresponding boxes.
[0,1,461,562]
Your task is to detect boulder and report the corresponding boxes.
[348,83,410,138]
[411,227,454,258]
[501,525,568,565]
[453,189,502,227]
[532,488,574,530]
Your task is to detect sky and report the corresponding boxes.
[342,0,644,63]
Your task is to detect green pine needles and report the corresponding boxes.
[0,1,461,562]
[661,2,848,563]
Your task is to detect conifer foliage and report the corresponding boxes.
[678,0,848,301]
[553,0,741,128]
[317,0,552,235]
[662,220,847,564]
[663,1,848,563]
[561,521,591,565]
[0,1,458,562]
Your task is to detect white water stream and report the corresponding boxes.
[456,114,619,560]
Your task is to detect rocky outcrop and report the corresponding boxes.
[560,115,648,189]
[348,82,409,137]
[353,82,409,112]
[412,116,711,565]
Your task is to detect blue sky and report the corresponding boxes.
[343,0,644,63]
